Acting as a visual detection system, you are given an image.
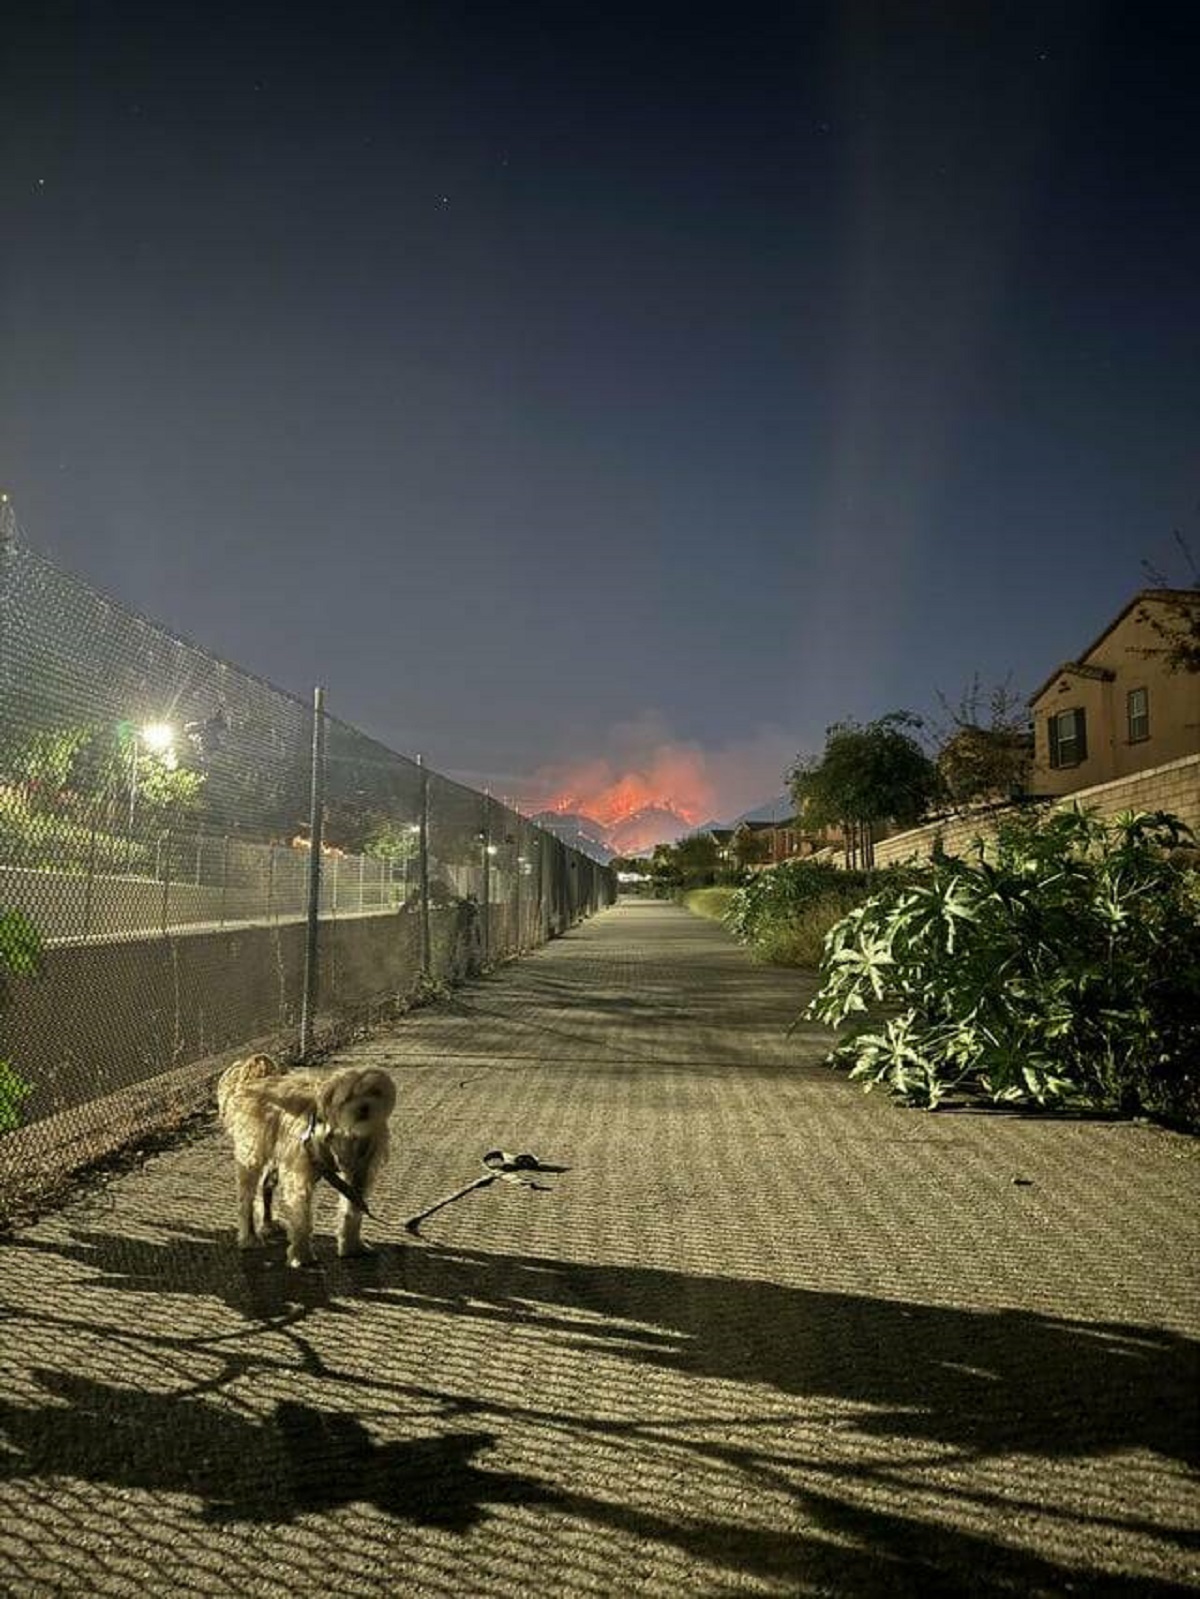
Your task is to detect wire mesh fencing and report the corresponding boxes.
[0,513,615,1220]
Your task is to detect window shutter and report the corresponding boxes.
[1074,709,1087,761]
[1048,716,1060,768]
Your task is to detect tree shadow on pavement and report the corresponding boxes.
[7,1229,1197,1592]
[13,1226,1198,1468]
[11,1222,347,1320]
[0,1369,521,1530]
[0,1367,1191,1596]
[356,1244,1199,1469]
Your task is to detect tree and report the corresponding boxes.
[649,842,682,892]
[1139,525,1200,674]
[646,834,721,891]
[672,832,721,887]
[731,826,772,871]
[0,720,205,850]
[932,675,1033,808]
[789,713,938,868]
[362,818,420,865]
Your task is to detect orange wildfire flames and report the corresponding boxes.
[525,753,715,834]
[514,724,796,852]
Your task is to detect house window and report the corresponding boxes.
[1127,687,1150,743]
[1048,707,1087,768]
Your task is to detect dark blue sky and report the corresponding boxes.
[3,2,1197,817]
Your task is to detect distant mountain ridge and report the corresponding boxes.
[530,793,794,859]
[696,793,794,832]
[608,803,695,855]
[733,793,795,825]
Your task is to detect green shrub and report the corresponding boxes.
[683,886,739,922]
[726,860,865,942]
[723,858,906,966]
[751,901,855,967]
[0,791,153,874]
[0,908,41,1132]
[807,808,1200,1124]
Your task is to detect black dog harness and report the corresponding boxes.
[301,1111,374,1216]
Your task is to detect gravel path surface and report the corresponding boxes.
[1,900,1196,1596]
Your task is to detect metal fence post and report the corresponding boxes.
[480,791,491,967]
[300,686,327,1061]
[160,829,173,934]
[83,819,97,937]
[417,754,431,978]
[0,494,13,694]
[219,834,230,929]
[515,830,522,952]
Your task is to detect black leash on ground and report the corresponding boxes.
[404,1150,567,1237]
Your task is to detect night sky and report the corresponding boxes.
[3,2,1198,821]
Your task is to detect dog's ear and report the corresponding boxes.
[354,1069,397,1117]
[317,1073,351,1125]
[360,1069,397,1115]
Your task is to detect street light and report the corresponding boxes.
[140,722,177,763]
[127,721,178,859]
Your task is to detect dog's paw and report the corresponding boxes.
[237,1233,263,1251]
[337,1239,374,1259]
[287,1251,319,1269]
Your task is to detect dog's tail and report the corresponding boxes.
[217,1052,285,1122]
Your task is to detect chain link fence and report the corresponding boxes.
[0,513,614,1220]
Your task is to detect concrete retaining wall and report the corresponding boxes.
[3,904,482,1125]
[873,753,1200,867]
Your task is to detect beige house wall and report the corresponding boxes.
[1030,599,1200,798]
[872,753,1200,869]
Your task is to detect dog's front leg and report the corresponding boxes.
[280,1171,317,1267]
[286,1210,316,1268]
[336,1194,370,1258]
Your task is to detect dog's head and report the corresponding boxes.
[316,1067,396,1139]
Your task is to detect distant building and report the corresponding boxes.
[705,827,736,867]
[735,819,789,866]
[706,817,843,870]
[1028,589,1200,798]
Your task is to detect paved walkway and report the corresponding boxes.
[1,901,1197,1596]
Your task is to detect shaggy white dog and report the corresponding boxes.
[217,1054,395,1267]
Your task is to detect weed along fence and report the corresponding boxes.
[0,516,614,1217]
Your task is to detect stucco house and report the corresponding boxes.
[719,817,845,868]
[1028,589,1200,798]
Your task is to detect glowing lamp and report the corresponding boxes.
[140,722,176,754]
